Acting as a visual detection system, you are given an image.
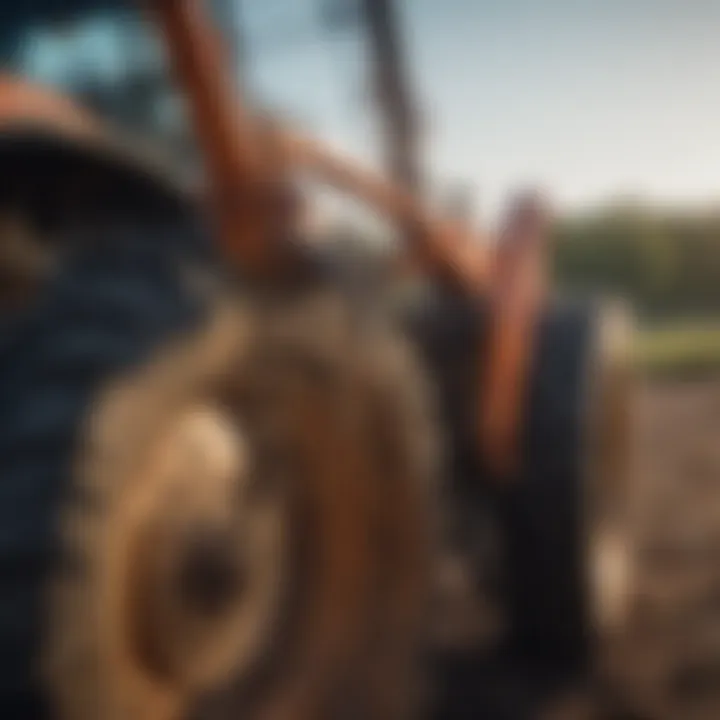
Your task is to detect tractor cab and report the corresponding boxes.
[0,2,193,149]
[0,2,231,313]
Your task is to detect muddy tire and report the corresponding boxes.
[0,237,225,718]
[0,241,440,720]
[181,289,441,720]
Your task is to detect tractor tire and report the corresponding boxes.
[0,235,226,719]
[501,299,635,682]
[0,240,440,720]
[183,288,441,720]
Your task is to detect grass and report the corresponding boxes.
[635,323,720,379]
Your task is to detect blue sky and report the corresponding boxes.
[240,0,720,220]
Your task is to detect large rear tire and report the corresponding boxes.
[0,241,440,720]
[0,237,225,718]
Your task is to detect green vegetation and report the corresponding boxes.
[635,324,720,379]
[552,202,720,377]
[553,203,720,321]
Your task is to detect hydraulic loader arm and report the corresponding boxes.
[145,0,491,291]
[146,0,547,476]
[146,0,283,276]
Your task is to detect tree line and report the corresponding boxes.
[552,203,720,321]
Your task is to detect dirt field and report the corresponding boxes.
[434,378,720,720]
[586,378,720,719]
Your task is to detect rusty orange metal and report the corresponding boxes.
[147,0,492,291]
[0,0,545,484]
[146,0,285,278]
[147,0,544,475]
[0,75,104,143]
[280,131,492,292]
[479,194,550,478]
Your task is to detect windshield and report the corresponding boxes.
[0,2,239,155]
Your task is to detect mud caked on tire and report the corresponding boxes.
[0,236,440,720]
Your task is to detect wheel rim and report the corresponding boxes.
[109,405,288,697]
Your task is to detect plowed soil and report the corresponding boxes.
[549,379,720,720]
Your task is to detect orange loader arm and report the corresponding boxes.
[145,0,490,292]
[147,0,282,276]
[146,0,547,478]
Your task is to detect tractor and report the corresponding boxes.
[0,1,636,719]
